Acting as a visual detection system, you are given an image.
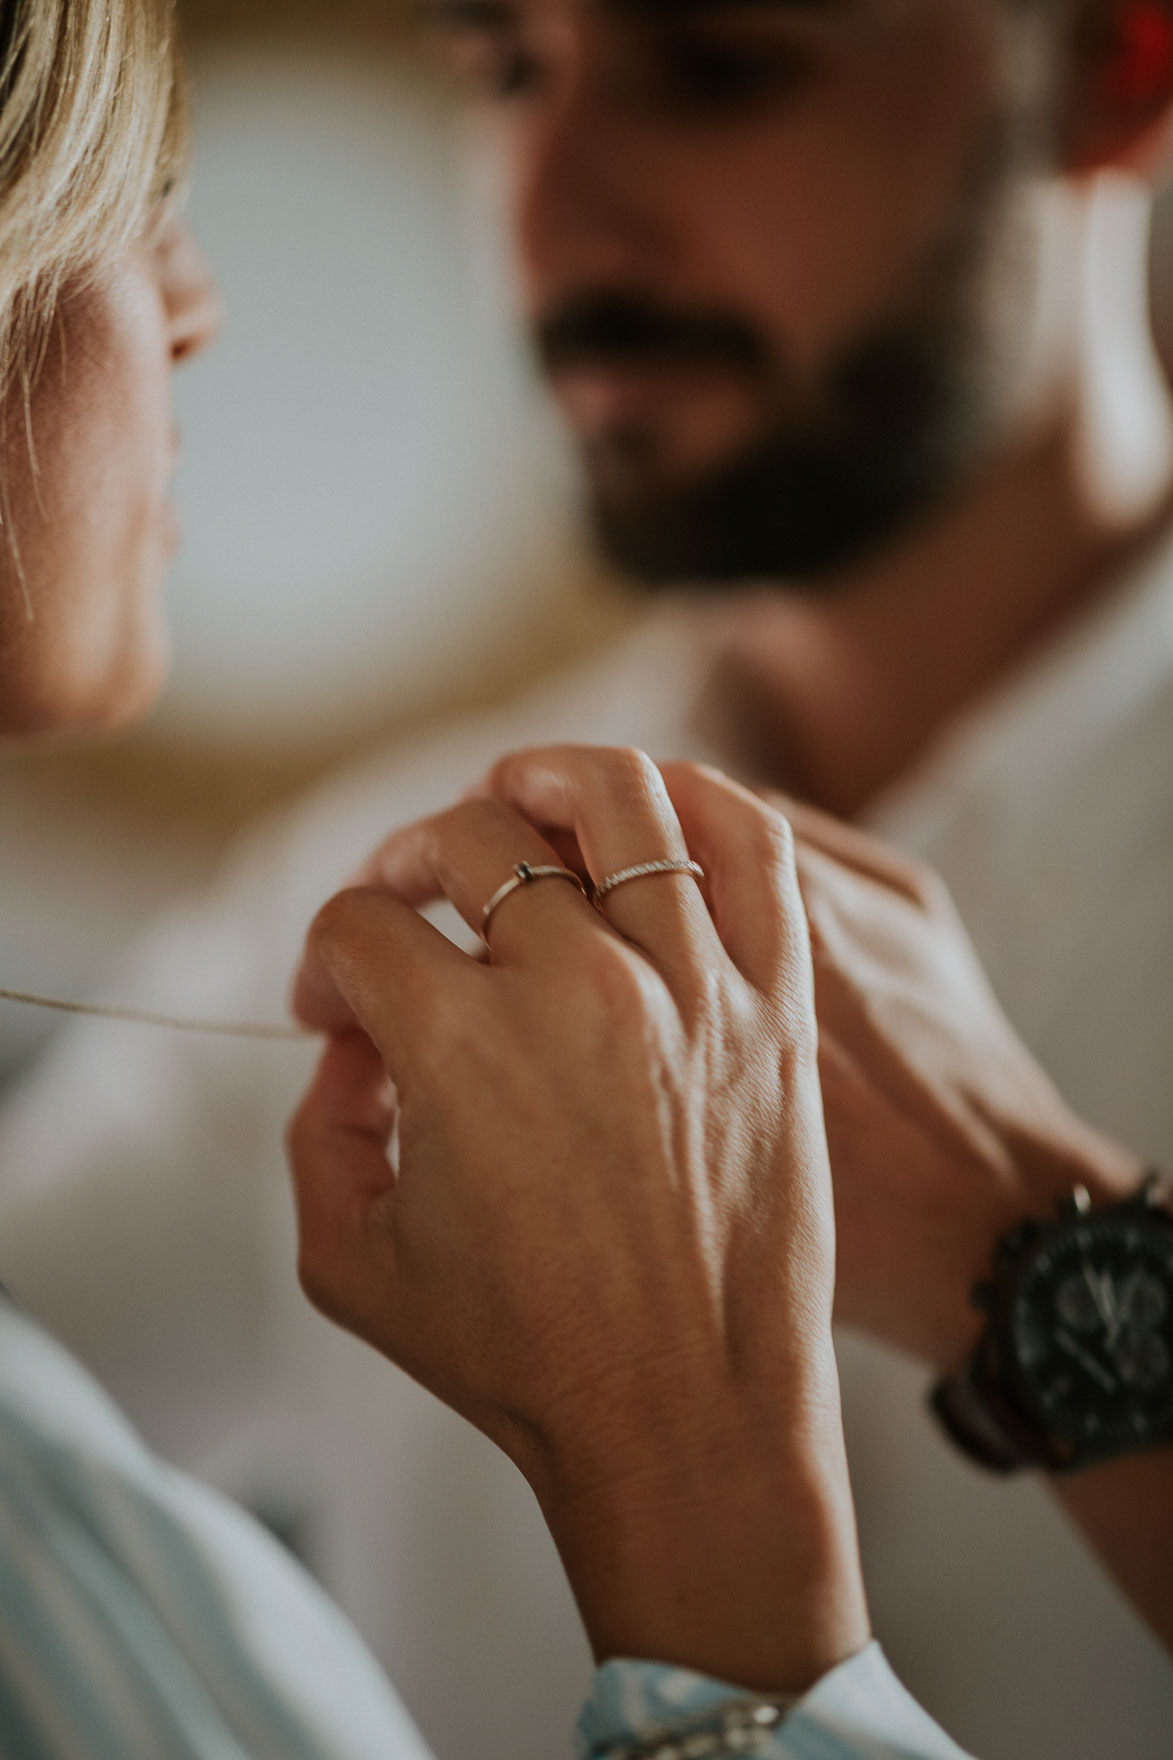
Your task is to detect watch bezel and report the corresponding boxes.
[993,1207,1173,1457]
[931,1176,1173,1474]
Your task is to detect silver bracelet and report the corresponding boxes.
[593,1696,795,1760]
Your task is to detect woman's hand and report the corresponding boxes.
[288,747,869,1692]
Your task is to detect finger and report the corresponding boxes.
[656,761,814,1009]
[292,885,477,1074]
[792,837,938,1048]
[473,744,723,976]
[350,798,602,964]
[755,787,935,908]
[286,1032,399,1335]
[792,839,881,986]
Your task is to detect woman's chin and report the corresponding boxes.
[0,627,172,742]
[84,634,173,736]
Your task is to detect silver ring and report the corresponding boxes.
[591,858,705,906]
[481,862,588,937]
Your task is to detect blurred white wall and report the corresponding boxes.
[163,46,583,754]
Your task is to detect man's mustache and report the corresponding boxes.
[536,292,770,377]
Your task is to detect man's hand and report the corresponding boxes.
[288,748,870,1693]
[770,797,1173,1656]
[768,794,1146,1373]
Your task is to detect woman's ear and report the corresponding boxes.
[1060,0,1173,173]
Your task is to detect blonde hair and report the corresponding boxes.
[0,0,186,397]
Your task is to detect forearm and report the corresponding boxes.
[917,1129,1173,1653]
[1052,1446,1173,1655]
[1028,1142,1173,1656]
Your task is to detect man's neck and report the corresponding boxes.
[695,175,1173,819]
[697,415,1173,818]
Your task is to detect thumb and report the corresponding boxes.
[286,1031,400,1334]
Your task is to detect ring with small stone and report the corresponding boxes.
[481,862,589,937]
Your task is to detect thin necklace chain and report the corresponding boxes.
[0,986,308,1041]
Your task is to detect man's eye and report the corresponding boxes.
[436,30,543,101]
[660,34,811,111]
[488,43,542,97]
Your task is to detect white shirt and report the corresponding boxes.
[1,549,1172,1758]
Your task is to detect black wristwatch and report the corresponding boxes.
[930,1174,1173,1473]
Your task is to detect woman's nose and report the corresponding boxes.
[158,219,224,364]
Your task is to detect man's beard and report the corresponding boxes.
[565,302,991,585]
[534,125,1021,589]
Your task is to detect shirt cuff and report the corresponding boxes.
[576,1641,977,1760]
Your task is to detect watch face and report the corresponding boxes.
[1006,1211,1173,1449]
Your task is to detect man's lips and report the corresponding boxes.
[549,356,742,427]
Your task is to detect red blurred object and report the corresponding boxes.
[1104,1,1173,104]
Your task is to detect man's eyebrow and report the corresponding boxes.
[612,0,843,16]
[422,0,842,26]
[422,0,511,27]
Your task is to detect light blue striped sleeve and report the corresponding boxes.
[0,1299,975,1760]
[577,1644,978,1760]
[0,1302,434,1760]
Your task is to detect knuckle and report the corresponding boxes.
[658,757,720,791]
[284,1101,311,1168]
[577,934,663,1017]
[448,796,518,842]
[295,1245,322,1308]
[307,885,387,968]
[308,886,363,950]
[295,1248,339,1323]
[755,802,797,872]
[602,744,665,804]
[739,803,800,904]
[906,860,951,915]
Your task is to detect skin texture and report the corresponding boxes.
[0,214,221,736]
[289,746,871,1692]
[293,747,1173,1669]
[762,790,1150,1374]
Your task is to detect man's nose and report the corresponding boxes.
[514,81,670,306]
[159,221,225,365]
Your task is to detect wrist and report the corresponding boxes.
[529,1366,870,1694]
[925,1123,1148,1375]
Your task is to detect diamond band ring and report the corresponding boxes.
[482,855,704,937]
[481,862,588,936]
[591,858,705,906]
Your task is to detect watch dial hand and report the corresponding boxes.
[1081,1262,1114,1331]
[1056,1327,1119,1394]
[1099,1271,1123,1350]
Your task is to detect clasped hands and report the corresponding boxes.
[287,743,1142,1694]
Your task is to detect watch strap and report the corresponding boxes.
[930,1330,1068,1473]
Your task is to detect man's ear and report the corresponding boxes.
[1061,0,1173,173]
